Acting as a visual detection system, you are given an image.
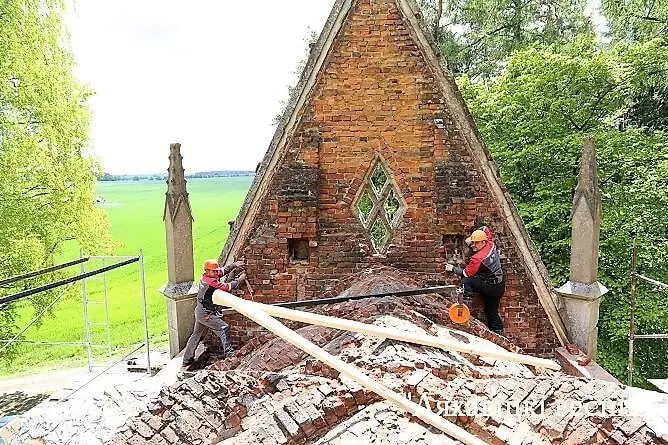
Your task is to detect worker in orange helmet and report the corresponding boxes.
[445,226,505,334]
[182,258,246,368]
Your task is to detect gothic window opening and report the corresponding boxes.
[385,189,400,223]
[353,159,406,253]
[356,189,373,224]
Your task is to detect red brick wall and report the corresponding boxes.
[229,0,559,356]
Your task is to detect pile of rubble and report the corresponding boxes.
[114,310,668,444]
[0,354,178,445]
[7,274,666,444]
[1,373,165,445]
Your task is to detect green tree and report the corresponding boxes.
[617,39,668,132]
[419,0,593,77]
[602,0,668,42]
[272,29,319,126]
[0,0,111,356]
[459,37,668,386]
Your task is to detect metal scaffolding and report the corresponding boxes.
[627,234,668,386]
[0,251,151,375]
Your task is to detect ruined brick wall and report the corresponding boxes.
[228,0,560,356]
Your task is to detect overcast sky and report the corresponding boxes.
[67,0,333,175]
[67,0,606,175]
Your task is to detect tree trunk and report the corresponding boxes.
[434,0,443,41]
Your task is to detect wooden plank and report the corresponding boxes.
[230,297,560,370]
[213,290,486,445]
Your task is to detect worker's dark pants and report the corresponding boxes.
[183,304,233,362]
[462,277,505,333]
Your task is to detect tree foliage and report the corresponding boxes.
[419,0,593,77]
[272,29,319,126]
[459,37,668,386]
[0,0,111,353]
[602,0,668,42]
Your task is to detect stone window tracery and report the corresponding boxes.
[353,159,406,254]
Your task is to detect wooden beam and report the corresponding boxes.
[213,290,487,445]
[233,297,560,370]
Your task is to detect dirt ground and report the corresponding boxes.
[0,348,170,418]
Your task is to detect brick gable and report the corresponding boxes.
[220,0,566,356]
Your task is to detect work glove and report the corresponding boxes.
[445,263,454,272]
[233,260,245,269]
[237,272,247,282]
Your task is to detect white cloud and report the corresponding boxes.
[67,0,333,174]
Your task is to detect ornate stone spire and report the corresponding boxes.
[164,143,193,223]
[161,143,197,357]
[569,136,602,284]
[556,137,608,356]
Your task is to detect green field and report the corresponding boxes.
[0,177,252,376]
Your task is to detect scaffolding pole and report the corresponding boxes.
[0,256,139,306]
[81,249,93,372]
[627,233,668,386]
[0,257,89,287]
[139,250,151,375]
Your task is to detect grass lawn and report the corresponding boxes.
[0,176,252,376]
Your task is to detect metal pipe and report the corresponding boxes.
[0,257,89,287]
[213,290,486,445]
[101,258,112,355]
[634,334,668,339]
[0,284,73,354]
[268,285,456,310]
[139,250,151,375]
[0,340,109,348]
[218,285,457,315]
[635,274,668,289]
[628,234,638,386]
[0,256,139,306]
[81,249,93,372]
[86,255,138,260]
[285,285,456,306]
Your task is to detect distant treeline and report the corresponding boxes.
[98,171,255,181]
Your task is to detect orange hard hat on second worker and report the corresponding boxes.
[203,259,219,271]
[465,229,487,245]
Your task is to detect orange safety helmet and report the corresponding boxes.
[470,229,487,242]
[203,259,219,271]
[465,229,488,246]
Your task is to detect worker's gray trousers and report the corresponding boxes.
[182,304,233,362]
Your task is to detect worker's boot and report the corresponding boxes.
[181,358,194,370]
[223,346,235,358]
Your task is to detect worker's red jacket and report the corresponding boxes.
[454,226,504,285]
[197,273,238,313]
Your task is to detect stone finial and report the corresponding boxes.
[163,142,194,284]
[164,143,192,222]
[569,136,601,284]
[556,137,608,357]
[162,143,197,357]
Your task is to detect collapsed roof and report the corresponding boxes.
[115,272,668,444]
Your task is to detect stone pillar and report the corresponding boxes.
[160,143,198,358]
[556,137,608,356]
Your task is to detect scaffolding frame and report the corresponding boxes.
[627,234,668,386]
[0,251,151,375]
